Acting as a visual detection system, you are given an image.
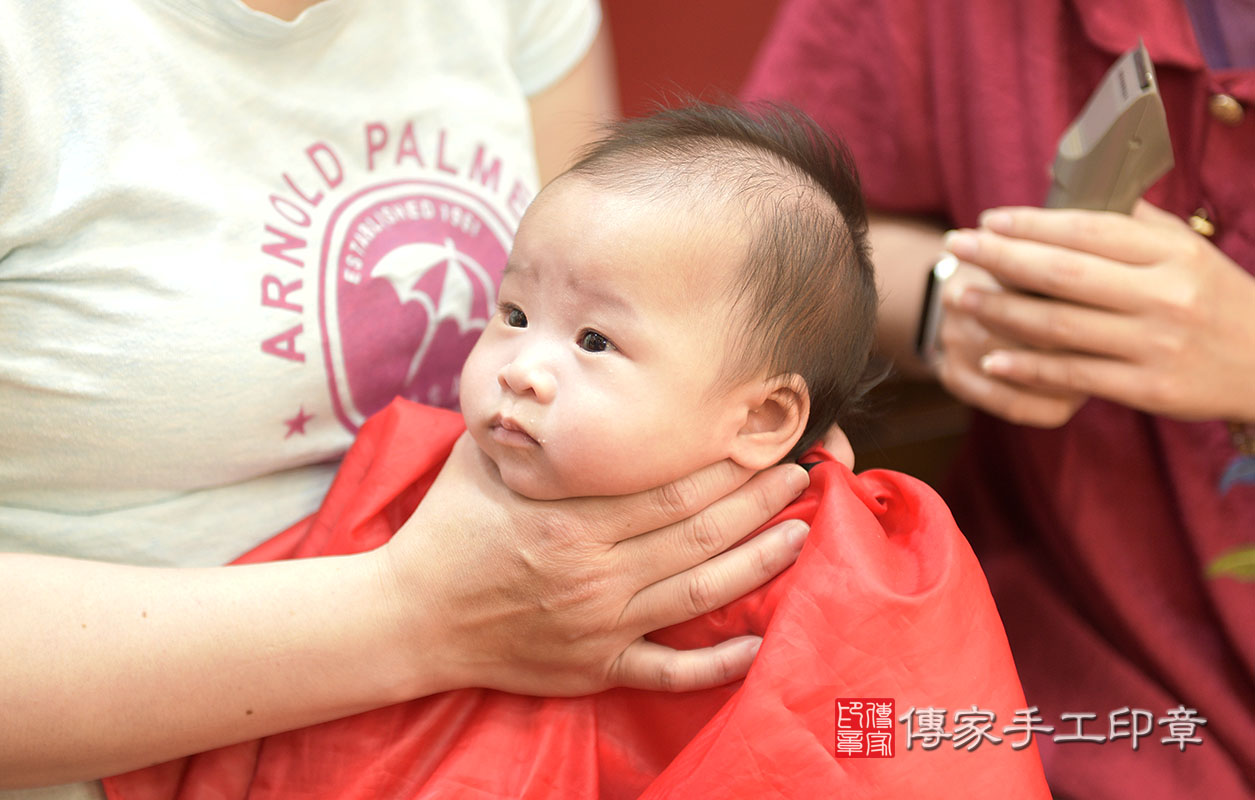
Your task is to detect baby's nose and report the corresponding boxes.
[498,357,556,403]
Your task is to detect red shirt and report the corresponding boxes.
[745,0,1255,797]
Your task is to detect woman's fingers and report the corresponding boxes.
[1130,198,1189,228]
[951,285,1144,359]
[931,276,1088,427]
[934,299,1087,429]
[976,205,1166,264]
[928,203,1255,424]
[943,228,1144,312]
[393,439,812,697]
[572,458,749,543]
[619,518,809,633]
[610,636,763,693]
[613,463,809,585]
[978,348,1147,409]
[937,346,1086,428]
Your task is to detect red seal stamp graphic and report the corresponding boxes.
[835,698,895,758]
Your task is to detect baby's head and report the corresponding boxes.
[460,102,878,500]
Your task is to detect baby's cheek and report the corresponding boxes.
[458,348,499,420]
[458,347,488,401]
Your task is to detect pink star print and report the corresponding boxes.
[284,406,313,439]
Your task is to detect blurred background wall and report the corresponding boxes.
[603,0,782,118]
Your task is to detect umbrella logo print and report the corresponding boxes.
[372,237,494,397]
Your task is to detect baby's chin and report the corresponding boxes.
[494,462,634,501]
[490,460,568,501]
[468,430,724,501]
[486,449,663,501]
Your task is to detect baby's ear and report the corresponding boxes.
[729,374,809,471]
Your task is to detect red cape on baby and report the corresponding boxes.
[105,399,1049,799]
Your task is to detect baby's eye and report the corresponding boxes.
[578,330,613,353]
[504,306,527,328]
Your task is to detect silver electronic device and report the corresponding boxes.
[1045,38,1174,212]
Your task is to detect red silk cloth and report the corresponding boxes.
[105,399,1048,799]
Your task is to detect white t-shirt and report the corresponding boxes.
[0,0,598,571]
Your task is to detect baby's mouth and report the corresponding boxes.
[491,414,540,447]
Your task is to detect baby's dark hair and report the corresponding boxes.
[564,101,880,461]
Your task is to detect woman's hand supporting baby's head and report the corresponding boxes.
[375,430,811,697]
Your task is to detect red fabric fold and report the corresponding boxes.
[105,399,1048,799]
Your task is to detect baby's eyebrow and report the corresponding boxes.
[503,259,639,322]
[501,259,534,282]
[570,281,638,321]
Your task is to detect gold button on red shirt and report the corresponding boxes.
[1188,208,1216,237]
[1208,93,1245,126]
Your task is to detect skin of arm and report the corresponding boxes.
[865,211,949,378]
[1,550,417,786]
[528,21,620,186]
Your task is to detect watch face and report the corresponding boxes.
[915,255,957,361]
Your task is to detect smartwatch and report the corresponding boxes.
[914,254,958,362]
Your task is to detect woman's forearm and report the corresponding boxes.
[866,212,948,377]
[3,430,815,789]
[0,550,424,788]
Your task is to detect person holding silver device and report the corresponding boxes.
[745,0,1255,797]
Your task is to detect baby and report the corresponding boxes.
[106,104,1048,800]
[462,101,879,501]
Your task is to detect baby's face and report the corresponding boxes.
[460,176,758,500]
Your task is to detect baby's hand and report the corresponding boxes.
[377,432,810,697]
